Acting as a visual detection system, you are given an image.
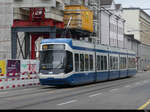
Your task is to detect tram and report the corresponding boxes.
[38,38,137,86]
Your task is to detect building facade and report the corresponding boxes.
[124,34,150,71]
[123,8,150,45]
[123,8,150,71]
[0,0,71,59]
[100,0,125,48]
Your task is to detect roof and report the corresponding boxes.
[100,0,113,5]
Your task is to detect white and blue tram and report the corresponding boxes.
[38,38,137,86]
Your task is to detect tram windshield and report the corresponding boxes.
[39,50,73,74]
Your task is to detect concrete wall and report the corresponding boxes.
[0,0,13,59]
[123,8,150,46]
[140,16,150,46]
[122,9,140,41]
[124,36,132,50]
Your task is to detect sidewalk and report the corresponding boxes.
[137,70,150,73]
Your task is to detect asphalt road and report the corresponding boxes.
[0,71,150,110]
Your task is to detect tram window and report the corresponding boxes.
[128,58,134,68]
[65,51,73,73]
[80,54,84,71]
[124,57,127,69]
[131,58,133,68]
[112,57,116,70]
[89,55,93,71]
[101,56,104,70]
[120,57,123,69]
[115,57,118,70]
[128,57,135,68]
[110,56,118,70]
[131,58,136,68]
[75,54,79,72]
[104,56,107,70]
[123,58,126,69]
[85,54,89,71]
[128,58,131,68]
[134,58,136,68]
[97,55,101,70]
[120,57,126,70]
[110,56,113,70]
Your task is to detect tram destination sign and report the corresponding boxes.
[42,44,65,50]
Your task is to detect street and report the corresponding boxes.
[0,72,149,109]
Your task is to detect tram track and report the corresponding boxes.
[12,73,150,109]
[0,76,137,100]
[0,73,145,101]
[0,86,58,99]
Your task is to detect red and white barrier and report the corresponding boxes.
[0,59,40,91]
[0,76,40,90]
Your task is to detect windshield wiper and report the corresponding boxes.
[55,62,63,69]
[53,59,64,73]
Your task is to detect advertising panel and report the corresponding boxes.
[21,60,39,77]
[7,60,20,78]
[0,60,6,78]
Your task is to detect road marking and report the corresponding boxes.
[138,99,150,110]
[143,80,149,84]
[134,82,144,86]
[57,100,77,106]
[124,85,132,88]
[110,88,119,93]
[0,92,8,96]
[6,91,55,100]
[89,93,102,98]
[0,92,8,94]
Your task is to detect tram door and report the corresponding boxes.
[95,52,109,82]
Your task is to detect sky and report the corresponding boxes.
[115,0,150,15]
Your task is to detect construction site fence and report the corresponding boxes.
[0,59,40,90]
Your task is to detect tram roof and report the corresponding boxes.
[41,38,136,56]
[41,38,94,48]
[41,38,73,45]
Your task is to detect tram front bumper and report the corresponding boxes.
[39,78,70,86]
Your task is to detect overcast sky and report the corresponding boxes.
[115,0,150,15]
